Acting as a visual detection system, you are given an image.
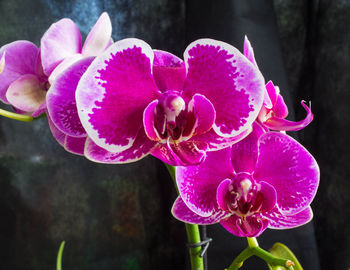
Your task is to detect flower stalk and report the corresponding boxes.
[165,163,204,270]
[247,237,258,248]
[227,238,295,270]
[0,108,34,122]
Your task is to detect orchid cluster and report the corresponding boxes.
[0,12,319,270]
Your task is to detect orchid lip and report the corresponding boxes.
[148,91,197,144]
[218,173,275,219]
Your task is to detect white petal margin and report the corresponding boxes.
[76,38,155,153]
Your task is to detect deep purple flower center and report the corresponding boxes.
[224,173,265,217]
[153,91,196,142]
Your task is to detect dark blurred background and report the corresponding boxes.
[0,0,349,269]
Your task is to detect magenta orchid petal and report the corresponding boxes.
[258,81,274,117]
[172,197,230,225]
[243,36,258,66]
[152,50,186,92]
[48,54,83,84]
[273,94,288,118]
[264,206,313,229]
[216,178,232,212]
[176,147,233,216]
[254,132,320,215]
[64,135,86,155]
[257,181,277,213]
[183,39,265,137]
[265,80,278,106]
[143,100,162,141]
[0,41,39,103]
[188,94,215,137]
[230,122,265,173]
[262,89,273,111]
[84,131,155,164]
[82,12,112,57]
[47,57,94,137]
[76,38,160,153]
[6,74,46,113]
[264,101,314,131]
[41,18,82,75]
[220,214,269,237]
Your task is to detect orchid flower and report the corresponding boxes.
[172,123,319,237]
[0,41,48,117]
[0,13,111,118]
[75,38,265,165]
[41,12,112,84]
[244,36,313,131]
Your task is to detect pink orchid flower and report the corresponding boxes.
[41,12,112,84]
[244,36,313,131]
[172,123,319,237]
[0,13,112,119]
[0,41,48,117]
[74,38,266,165]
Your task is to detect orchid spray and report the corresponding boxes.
[0,12,319,270]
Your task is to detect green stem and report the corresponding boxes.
[247,237,259,248]
[251,246,294,268]
[164,163,204,270]
[0,108,34,122]
[185,223,204,270]
[226,247,253,270]
[56,241,65,270]
[227,237,295,270]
